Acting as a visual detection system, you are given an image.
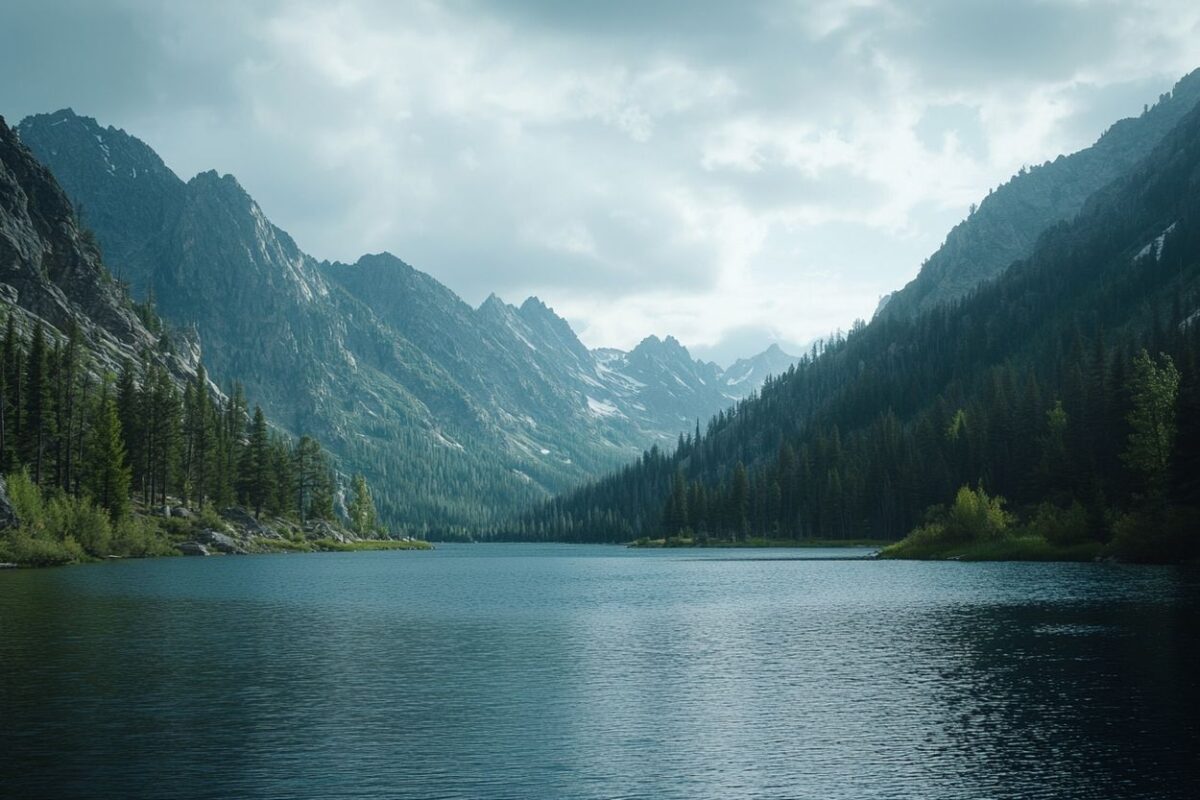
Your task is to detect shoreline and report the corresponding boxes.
[628,537,893,549]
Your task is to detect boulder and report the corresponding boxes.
[220,507,273,537]
[177,541,209,556]
[197,529,247,555]
[171,506,192,519]
[305,519,350,542]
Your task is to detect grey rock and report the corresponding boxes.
[196,529,246,554]
[303,519,348,542]
[220,507,273,537]
[170,506,192,519]
[177,541,209,556]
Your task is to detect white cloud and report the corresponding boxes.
[3,0,1200,361]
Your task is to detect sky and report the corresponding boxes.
[2,1,1200,365]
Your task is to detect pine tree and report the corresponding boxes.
[731,461,749,540]
[85,377,132,521]
[240,405,270,518]
[1123,350,1180,499]
[347,472,379,535]
[22,320,54,485]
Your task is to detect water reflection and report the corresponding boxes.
[1,548,1196,799]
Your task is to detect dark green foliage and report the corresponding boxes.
[0,310,375,563]
[505,93,1200,560]
[83,376,131,520]
[21,320,53,484]
[347,473,379,535]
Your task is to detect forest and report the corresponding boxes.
[500,98,1200,563]
[0,309,381,565]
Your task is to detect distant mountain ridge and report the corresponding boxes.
[879,68,1200,320]
[514,73,1200,543]
[15,109,791,532]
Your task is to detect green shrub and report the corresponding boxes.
[47,494,112,556]
[1027,501,1091,546]
[943,485,1013,541]
[6,470,47,533]
[112,517,175,557]
[0,530,85,566]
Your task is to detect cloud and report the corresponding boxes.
[2,0,1199,360]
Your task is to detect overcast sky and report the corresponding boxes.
[3,1,1199,365]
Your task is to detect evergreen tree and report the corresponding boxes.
[347,472,379,535]
[240,405,271,518]
[1123,350,1180,498]
[21,320,54,485]
[84,377,132,521]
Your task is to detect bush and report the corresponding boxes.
[943,485,1013,541]
[112,517,175,558]
[881,485,1014,558]
[47,494,112,556]
[6,470,47,533]
[0,530,85,566]
[1026,501,1091,546]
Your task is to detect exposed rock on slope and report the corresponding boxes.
[0,114,195,380]
[880,69,1200,320]
[18,110,791,530]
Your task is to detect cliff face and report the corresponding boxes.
[0,115,196,380]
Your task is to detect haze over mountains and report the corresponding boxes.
[15,109,796,532]
[514,69,1200,544]
[9,68,1200,540]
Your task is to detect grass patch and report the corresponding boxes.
[879,534,1103,562]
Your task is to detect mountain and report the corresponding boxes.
[15,109,786,532]
[512,77,1200,546]
[879,68,1200,321]
[721,344,797,396]
[0,114,195,381]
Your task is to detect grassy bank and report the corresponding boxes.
[879,535,1103,562]
[0,471,432,567]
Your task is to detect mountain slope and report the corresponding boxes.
[16,109,788,532]
[513,83,1200,543]
[0,114,194,380]
[721,344,796,396]
[879,68,1200,320]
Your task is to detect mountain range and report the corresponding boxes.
[15,109,795,532]
[516,69,1200,545]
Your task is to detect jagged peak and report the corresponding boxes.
[18,109,177,176]
[354,251,415,272]
[189,168,241,188]
[520,295,554,315]
[480,292,509,311]
[20,107,96,130]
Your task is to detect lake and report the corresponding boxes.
[1,544,1198,799]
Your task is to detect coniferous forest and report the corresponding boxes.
[500,92,1200,563]
[0,309,383,565]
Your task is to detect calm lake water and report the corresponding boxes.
[1,544,1198,799]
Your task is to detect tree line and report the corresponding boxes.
[0,309,380,532]
[501,97,1200,560]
